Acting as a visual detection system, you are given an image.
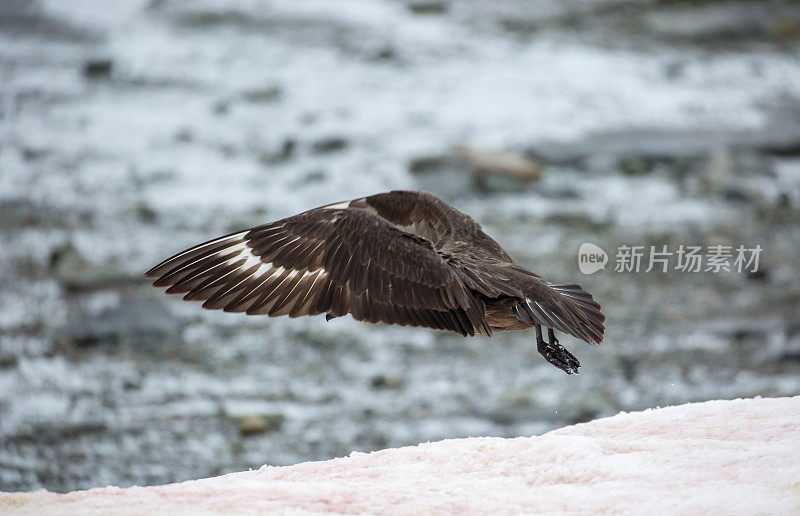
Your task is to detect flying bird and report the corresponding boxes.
[146,191,604,374]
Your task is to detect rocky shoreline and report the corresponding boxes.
[1,0,799,492]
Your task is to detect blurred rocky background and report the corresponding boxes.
[1,0,799,492]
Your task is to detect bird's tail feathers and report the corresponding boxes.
[514,283,605,345]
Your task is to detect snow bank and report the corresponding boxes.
[2,397,798,515]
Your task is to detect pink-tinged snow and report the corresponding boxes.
[2,396,799,515]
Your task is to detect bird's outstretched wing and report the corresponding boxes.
[145,196,491,336]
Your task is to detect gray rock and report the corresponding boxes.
[409,147,542,196]
[407,1,448,15]
[370,375,404,390]
[527,124,800,167]
[238,414,286,436]
[259,138,297,164]
[57,296,181,351]
[644,1,800,44]
[459,146,543,184]
[241,86,282,103]
[82,59,113,80]
[311,137,348,154]
[50,244,138,292]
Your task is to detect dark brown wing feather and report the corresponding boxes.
[145,200,491,336]
[511,280,605,345]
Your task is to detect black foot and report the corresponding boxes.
[536,327,580,374]
[325,312,335,321]
[539,341,581,374]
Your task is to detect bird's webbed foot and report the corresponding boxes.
[535,326,581,375]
